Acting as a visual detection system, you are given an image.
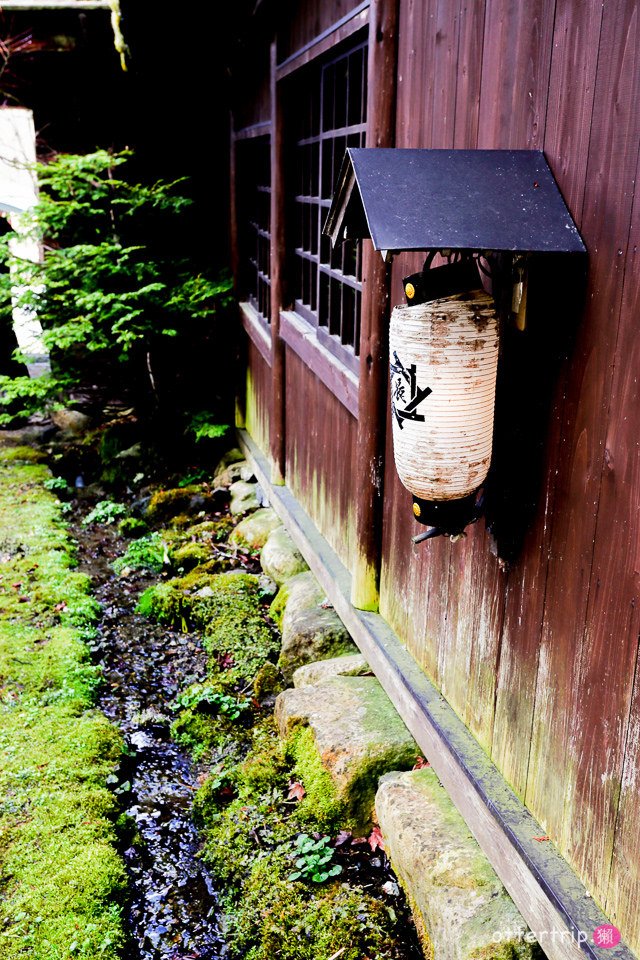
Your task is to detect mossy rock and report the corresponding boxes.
[146,484,223,522]
[229,508,281,550]
[275,675,419,834]
[214,459,254,488]
[229,479,260,515]
[260,526,308,584]
[185,516,236,543]
[293,654,371,688]
[171,541,212,571]
[277,572,357,680]
[253,660,285,700]
[269,581,290,630]
[213,447,245,478]
[376,769,538,960]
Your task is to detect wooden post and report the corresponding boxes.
[269,40,286,484]
[229,115,246,430]
[351,0,399,610]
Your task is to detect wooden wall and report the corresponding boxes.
[284,349,359,571]
[379,0,640,946]
[244,339,271,456]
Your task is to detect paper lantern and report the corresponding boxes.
[389,289,499,533]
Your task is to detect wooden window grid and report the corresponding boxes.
[237,136,272,325]
[292,39,367,375]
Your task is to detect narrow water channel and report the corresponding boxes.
[74,516,227,960]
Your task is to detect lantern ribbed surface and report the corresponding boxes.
[389,290,499,501]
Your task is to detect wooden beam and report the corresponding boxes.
[351,0,399,611]
[276,1,370,80]
[239,302,272,367]
[269,40,286,484]
[280,310,358,417]
[238,426,636,960]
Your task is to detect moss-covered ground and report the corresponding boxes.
[0,439,127,960]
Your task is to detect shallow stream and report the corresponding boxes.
[74,517,227,960]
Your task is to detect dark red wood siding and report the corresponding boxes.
[378,0,640,943]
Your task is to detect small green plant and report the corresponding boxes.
[177,468,209,487]
[112,533,167,574]
[288,834,342,884]
[43,476,72,497]
[186,412,230,443]
[82,500,128,526]
[175,683,250,721]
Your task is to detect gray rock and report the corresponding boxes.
[230,508,281,549]
[229,480,260,515]
[277,571,357,679]
[213,447,244,476]
[275,675,418,832]
[51,408,92,436]
[260,526,309,585]
[375,769,538,960]
[216,459,254,488]
[293,654,371,688]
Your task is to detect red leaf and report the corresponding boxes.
[413,756,430,770]
[368,826,385,852]
[533,835,550,842]
[287,781,306,801]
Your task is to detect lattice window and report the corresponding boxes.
[292,39,367,372]
[237,136,271,324]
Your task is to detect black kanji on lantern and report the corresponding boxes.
[390,351,432,429]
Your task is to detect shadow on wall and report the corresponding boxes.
[484,253,588,564]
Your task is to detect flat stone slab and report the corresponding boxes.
[275,675,418,831]
[376,769,538,960]
[230,508,281,549]
[277,571,358,679]
[260,526,308,584]
[229,480,260,515]
[293,654,371,688]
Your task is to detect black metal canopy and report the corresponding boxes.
[324,148,586,255]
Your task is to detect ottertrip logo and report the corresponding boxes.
[390,351,432,430]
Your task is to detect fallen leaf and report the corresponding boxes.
[368,826,385,852]
[413,756,430,769]
[287,781,306,801]
[533,835,550,842]
[334,829,352,847]
[54,602,67,613]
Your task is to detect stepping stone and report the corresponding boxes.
[275,674,418,831]
[293,653,371,687]
[376,769,538,960]
[276,571,357,679]
[260,526,308,584]
[214,459,255,488]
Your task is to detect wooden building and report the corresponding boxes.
[228,2,640,956]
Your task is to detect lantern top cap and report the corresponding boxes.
[323,148,586,256]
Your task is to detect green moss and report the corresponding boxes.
[146,484,219,522]
[0,440,126,960]
[228,857,399,960]
[185,516,236,543]
[171,541,211,571]
[253,660,284,700]
[0,443,47,463]
[268,581,290,630]
[118,516,149,538]
[287,726,346,833]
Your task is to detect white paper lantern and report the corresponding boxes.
[389,290,499,503]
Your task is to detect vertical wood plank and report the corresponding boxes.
[491,0,603,801]
[565,138,640,905]
[352,0,399,610]
[477,0,556,149]
[526,0,640,870]
[607,644,640,953]
[453,0,486,148]
[270,41,286,483]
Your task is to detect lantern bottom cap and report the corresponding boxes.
[411,491,481,535]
